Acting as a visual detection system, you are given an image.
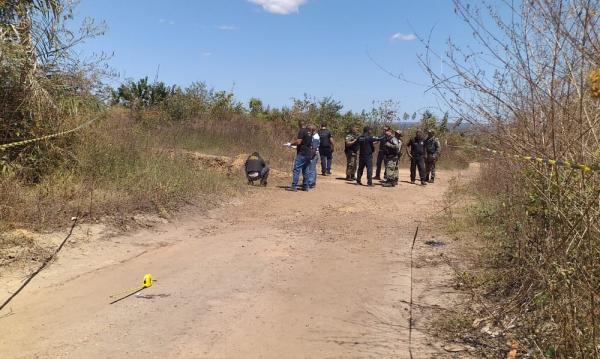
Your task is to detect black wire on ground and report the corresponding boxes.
[409,224,420,359]
[0,214,79,313]
[109,287,145,305]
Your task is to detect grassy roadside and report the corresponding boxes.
[430,162,599,358]
[0,108,248,232]
[426,171,515,357]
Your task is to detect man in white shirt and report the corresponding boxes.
[307,124,320,188]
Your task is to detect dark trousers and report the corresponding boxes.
[357,155,373,185]
[247,166,270,185]
[425,155,437,181]
[375,150,385,178]
[320,147,333,174]
[410,156,426,183]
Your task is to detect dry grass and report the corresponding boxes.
[0,108,243,231]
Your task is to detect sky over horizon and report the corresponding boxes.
[74,0,481,114]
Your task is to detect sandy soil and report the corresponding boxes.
[0,163,478,359]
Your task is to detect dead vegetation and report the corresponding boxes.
[422,1,600,356]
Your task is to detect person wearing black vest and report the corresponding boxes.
[287,120,314,192]
[406,129,428,186]
[356,126,381,186]
[374,125,390,180]
[245,152,270,186]
[318,123,335,176]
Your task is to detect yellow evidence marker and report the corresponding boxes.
[110,274,154,304]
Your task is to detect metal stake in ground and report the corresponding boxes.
[408,224,419,359]
[0,214,79,313]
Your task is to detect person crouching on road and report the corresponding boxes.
[344,126,359,181]
[245,152,270,186]
[318,123,334,176]
[307,124,320,189]
[381,129,401,187]
[356,126,380,187]
[406,129,427,186]
[424,129,441,183]
[287,120,313,192]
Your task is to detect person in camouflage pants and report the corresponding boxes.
[382,128,401,187]
[424,129,441,183]
[344,126,359,180]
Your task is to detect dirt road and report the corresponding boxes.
[0,165,476,358]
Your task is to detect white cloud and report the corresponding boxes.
[202,52,212,57]
[248,0,308,15]
[217,25,238,31]
[159,18,175,25]
[390,33,417,42]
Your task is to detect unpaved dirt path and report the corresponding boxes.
[0,165,477,358]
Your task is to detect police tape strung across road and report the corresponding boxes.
[449,144,599,172]
[0,116,101,151]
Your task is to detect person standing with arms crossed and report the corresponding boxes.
[405,129,428,186]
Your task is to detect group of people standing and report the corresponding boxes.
[344,126,441,187]
[286,120,441,192]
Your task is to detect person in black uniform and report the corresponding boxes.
[318,123,335,176]
[287,120,313,192]
[244,152,270,186]
[406,129,428,186]
[356,126,381,187]
[374,125,390,180]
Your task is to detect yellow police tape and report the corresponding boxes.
[0,116,100,151]
[450,145,599,172]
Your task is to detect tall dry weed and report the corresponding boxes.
[424,0,600,356]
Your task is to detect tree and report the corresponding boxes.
[112,77,175,108]
[419,110,437,131]
[0,0,105,179]
[249,98,264,115]
[368,99,400,127]
[439,112,449,134]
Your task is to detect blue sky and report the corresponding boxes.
[74,0,478,114]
